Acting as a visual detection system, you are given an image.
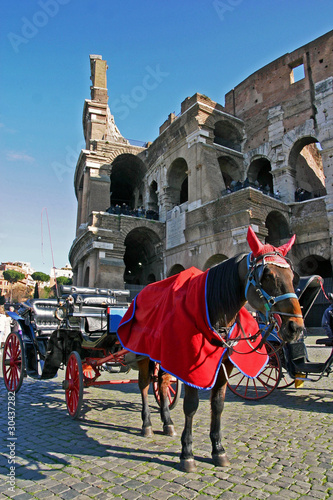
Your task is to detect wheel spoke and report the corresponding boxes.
[65,352,83,419]
[3,333,24,393]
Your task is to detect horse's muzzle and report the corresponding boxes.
[281,319,304,343]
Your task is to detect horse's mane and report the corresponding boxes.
[206,254,247,328]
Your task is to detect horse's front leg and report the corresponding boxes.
[158,370,176,436]
[138,358,153,437]
[210,359,233,467]
[180,384,199,472]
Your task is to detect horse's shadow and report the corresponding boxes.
[0,374,186,483]
[226,385,333,414]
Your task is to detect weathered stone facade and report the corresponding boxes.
[69,32,333,292]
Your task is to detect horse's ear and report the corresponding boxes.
[247,226,264,257]
[277,234,296,256]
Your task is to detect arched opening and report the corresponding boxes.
[83,267,90,287]
[289,138,326,200]
[124,227,162,286]
[147,273,156,284]
[110,154,147,210]
[218,156,242,191]
[248,158,273,194]
[203,254,228,271]
[299,255,332,278]
[148,180,159,219]
[214,120,242,152]
[180,177,188,205]
[167,158,188,207]
[265,212,290,245]
[167,264,185,277]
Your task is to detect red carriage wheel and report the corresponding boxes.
[265,341,294,389]
[65,351,84,419]
[277,368,294,389]
[3,332,25,393]
[152,362,182,410]
[227,341,282,400]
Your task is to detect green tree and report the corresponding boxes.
[31,272,50,283]
[32,272,50,299]
[56,276,72,286]
[3,269,25,302]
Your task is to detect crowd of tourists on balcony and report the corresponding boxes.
[223,178,281,200]
[106,203,159,220]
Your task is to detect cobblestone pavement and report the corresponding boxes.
[1,340,332,500]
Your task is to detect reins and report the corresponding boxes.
[245,251,302,323]
[210,250,300,355]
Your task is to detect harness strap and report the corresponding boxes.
[245,252,302,322]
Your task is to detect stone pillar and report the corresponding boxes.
[77,262,84,285]
[88,166,111,215]
[80,169,90,227]
[268,105,296,202]
[76,185,83,232]
[315,77,333,263]
[271,167,296,203]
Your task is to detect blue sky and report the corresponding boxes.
[1,0,332,274]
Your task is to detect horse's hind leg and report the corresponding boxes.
[210,361,232,467]
[159,370,176,436]
[138,358,153,437]
[180,384,199,472]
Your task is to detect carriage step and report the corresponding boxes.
[81,333,108,348]
[292,361,326,374]
[316,338,333,346]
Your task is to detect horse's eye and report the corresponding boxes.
[293,271,300,288]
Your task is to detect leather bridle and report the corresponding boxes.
[245,251,303,325]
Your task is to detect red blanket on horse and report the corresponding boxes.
[117,267,268,389]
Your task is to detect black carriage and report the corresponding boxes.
[227,275,333,400]
[2,285,181,418]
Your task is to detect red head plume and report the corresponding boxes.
[247,226,296,258]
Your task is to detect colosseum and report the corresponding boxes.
[69,30,333,321]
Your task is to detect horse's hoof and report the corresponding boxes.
[212,453,230,467]
[163,424,176,436]
[141,426,153,437]
[180,458,197,473]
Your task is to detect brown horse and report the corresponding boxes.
[124,227,304,472]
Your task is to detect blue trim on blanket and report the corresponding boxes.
[116,280,227,390]
[116,333,228,391]
[227,325,269,379]
[116,271,268,389]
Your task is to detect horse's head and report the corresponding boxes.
[243,226,304,343]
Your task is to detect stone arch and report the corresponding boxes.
[265,211,290,245]
[167,158,188,207]
[288,137,326,199]
[123,226,162,285]
[218,156,242,190]
[248,157,273,194]
[213,120,242,152]
[167,264,185,277]
[110,153,147,209]
[203,254,228,271]
[299,255,332,278]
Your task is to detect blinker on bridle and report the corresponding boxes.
[245,251,302,325]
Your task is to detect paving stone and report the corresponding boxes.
[1,359,332,500]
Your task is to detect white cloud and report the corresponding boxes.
[6,151,35,163]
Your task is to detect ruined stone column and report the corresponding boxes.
[315,77,333,263]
